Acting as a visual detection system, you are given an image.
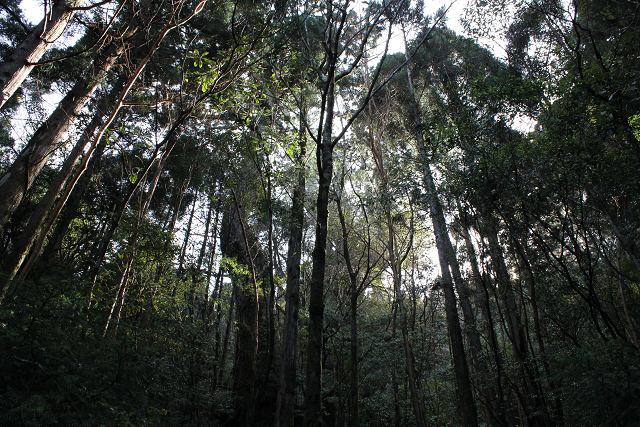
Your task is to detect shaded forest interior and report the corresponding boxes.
[1,0,640,425]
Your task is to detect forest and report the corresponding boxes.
[0,0,639,425]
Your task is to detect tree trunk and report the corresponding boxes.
[385,209,427,427]
[335,197,361,427]
[303,77,336,427]
[404,51,478,426]
[422,162,477,427]
[178,188,198,273]
[0,0,84,108]
[275,124,306,427]
[221,199,269,427]
[0,0,207,230]
[196,191,214,272]
[0,40,124,228]
[459,218,508,427]
[31,132,110,279]
[0,78,124,298]
[392,305,401,427]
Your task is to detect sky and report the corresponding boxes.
[19,0,469,31]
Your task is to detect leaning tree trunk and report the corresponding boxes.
[0,40,124,229]
[458,215,508,427]
[421,160,478,427]
[0,77,125,298]
[0,0,207,230]
[404,67,478,427]
[0,0,85,108]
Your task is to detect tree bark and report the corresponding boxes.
[0,0,84,108]
[303,64,336,427]
[178,188,198,273]
[0,40,124,229]
[404,50,478,426]
[0,77,124,298]
[459,218,508,427]
[0,0,207,230]
[335,197,362,427]
[275,123,306,427]
[221,197,269,427]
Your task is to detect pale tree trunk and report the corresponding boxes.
[86,91,214,294]
[85,153,156,290]
[0,0,207,230]
[31,128,110,279]
[0,0,84,108]
[0,40,124,228]
[274,120,306,427]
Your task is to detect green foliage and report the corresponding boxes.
[0,273,227,426]
[556,340,640,427]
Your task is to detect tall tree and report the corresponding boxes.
[0,0,87,108]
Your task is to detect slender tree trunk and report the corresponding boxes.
[392,304,401,427]
[196,192,214,273]
[0,0,206,236]
[100,140,168,337]
[32,137,110,279]
[275,124,306,427]
[510,232,564,425]
[103,256,132,337]
[385,209,427,427]
[217,280,235,387]
[0,78,124,297]
[0,0,84,108]
[335,197,361,427]
[178,190,198,273]
[459,219,508,427]
[203,198,222,310]
[404,52,478,426]
[423,167,477,427]
[481,215,545,426]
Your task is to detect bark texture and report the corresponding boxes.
[0,40,124,228]
[0,0,84,108]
